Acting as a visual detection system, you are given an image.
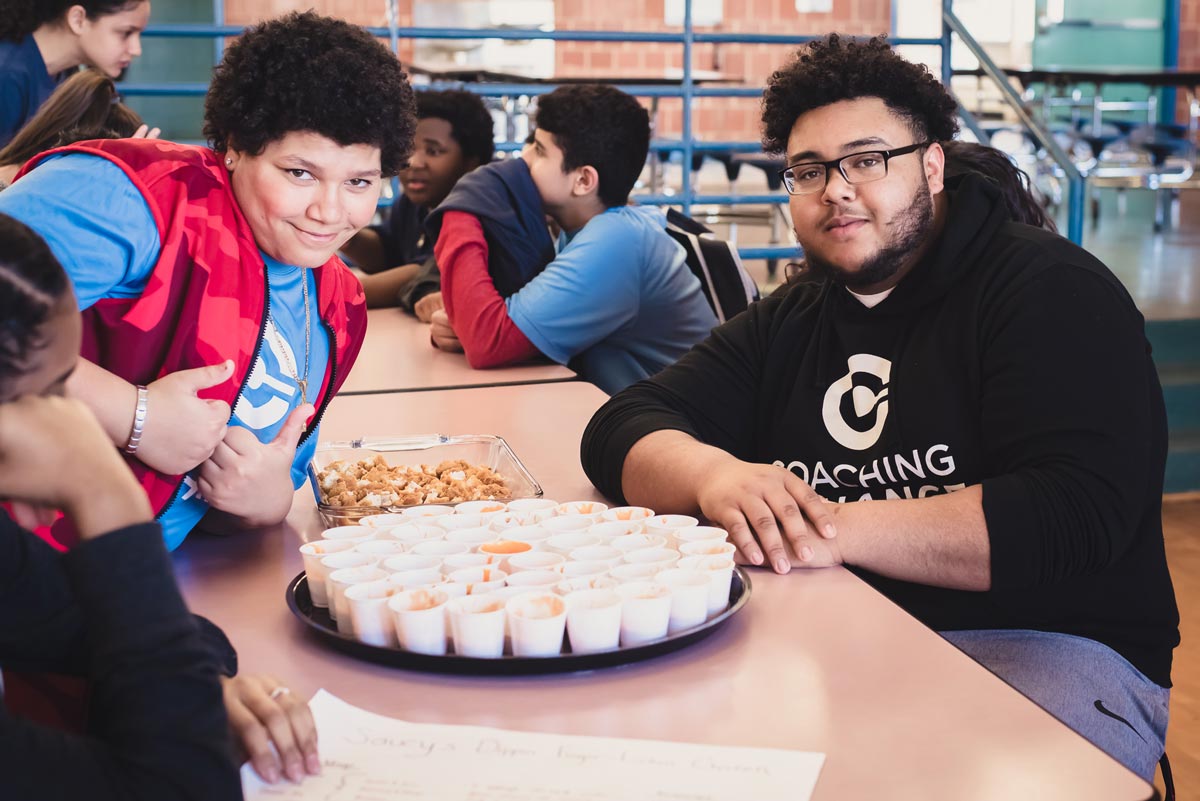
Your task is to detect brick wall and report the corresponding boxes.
[553,0,892,143]
[221,0,891,145]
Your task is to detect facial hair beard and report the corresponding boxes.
[804,179,935,290]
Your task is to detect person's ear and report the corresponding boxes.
[924,142,946,196]
[65,5,88,35]
[573,165,600,198]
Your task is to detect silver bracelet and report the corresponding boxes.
[123,385,149,455]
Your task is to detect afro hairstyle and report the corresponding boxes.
[203,11,416,177]
[761,34,959,154]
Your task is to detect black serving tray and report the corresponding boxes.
[286,567,751,675]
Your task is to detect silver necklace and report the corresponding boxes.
[271,270,312,401]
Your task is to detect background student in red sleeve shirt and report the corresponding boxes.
[429,84,717,395]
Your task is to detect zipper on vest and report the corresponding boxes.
[298,318,337,447]
[156,268,272,523]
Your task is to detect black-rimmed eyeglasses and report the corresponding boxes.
[778,141,931,196]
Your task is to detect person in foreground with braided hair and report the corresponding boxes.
[0,11,415,552]
[581,34,1177,781]
[0,211,322,796]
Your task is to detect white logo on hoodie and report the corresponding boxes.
[822,354,891,451]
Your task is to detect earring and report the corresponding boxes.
[225,157,233,167]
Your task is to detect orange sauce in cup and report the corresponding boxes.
[480,540,532,555]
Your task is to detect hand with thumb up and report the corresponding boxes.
[137,360,235,476]
[196,403,315,527]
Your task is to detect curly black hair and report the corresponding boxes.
[416,89,495,166]
[203,12,416,177]
[761,34,959,154]
[941,140,1056,231]
[0,213,70,393]
[534,85,649,208]
[0,0,144,42]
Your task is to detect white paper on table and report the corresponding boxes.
[242,689,825,801]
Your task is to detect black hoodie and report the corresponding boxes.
[581,174,1180,687]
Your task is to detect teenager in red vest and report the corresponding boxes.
[0,12,415,551]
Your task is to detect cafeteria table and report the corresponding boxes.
[174,382,1157,800]
[336,308,577,394]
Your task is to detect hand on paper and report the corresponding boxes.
[197,404,313,526]
[429,309,464,353]
[695,456,840,574]
[222,674,320,785]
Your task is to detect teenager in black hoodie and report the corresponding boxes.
[581,35,1177,782]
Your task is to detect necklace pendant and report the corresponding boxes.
[298,379,308,401]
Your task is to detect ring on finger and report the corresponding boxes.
[269,686,292,701]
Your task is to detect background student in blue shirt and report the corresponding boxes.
[0,0,149,146]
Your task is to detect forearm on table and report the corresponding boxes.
[65,361,137,449]
[620,430,733,513]
[829,485,991,591]
[361,262,420,308]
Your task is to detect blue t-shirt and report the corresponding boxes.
[0,154,328,550]
[0,36,69,147]
[505,205,718,394]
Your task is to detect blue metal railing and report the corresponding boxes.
[130,3,1005,259]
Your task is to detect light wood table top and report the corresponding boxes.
[337,308,576,395]
[175,383,1156,801]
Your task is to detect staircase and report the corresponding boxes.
[1148,319,1200,494]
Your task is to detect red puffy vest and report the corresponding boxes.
[18,139,367,529]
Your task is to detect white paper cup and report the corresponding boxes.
[506,498,559,524]
[541,515,594,534]
[556,575,619,596]
[359,513,412,529]
[559,560,612,579]
[568,545,623,569]
[615,582,672,646]
[601,506,655,522]
[678,555,736,617]
[299,540,355,607]
[387,567,445,588]
[319,552,380,618]
[608,562,662,583]
[411,540,471,560]
[345,579,403,646]
[655,569,711,633]
[488,512,524,532]
[381,553,443,574]
[564,589,623,653]
[439,514,497,532]
[388,588,450,655]
[506,592,567,657]
[544,531,600,556]
[320,525,376,543]
[610,533,667,554]
[447,566,508,596]
[622,547,680,571]
[442,552,502,572]
[445,527,499,549]
[401,505,456,519]
[504,569,563,590]
[672,526,730,548]
[644,514,700,532]
[507,550,566,573]
[328,565,388,633]
[352,539,409,559]
[454,500,509,516]
[502,526,554,549]
[554,501,609,520]
[373,524,430,547]
[432,581,468,599]
[679,540,738,559]
[477,540,533,564]
[588,520,646,542]
[448,594,508,657]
